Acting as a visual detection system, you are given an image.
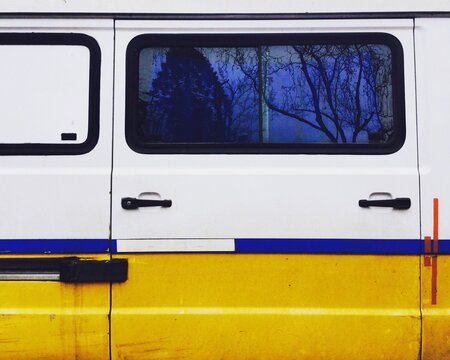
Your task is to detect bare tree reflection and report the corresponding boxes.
[139,43,393,144]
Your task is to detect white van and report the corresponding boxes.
[0,1,448,359]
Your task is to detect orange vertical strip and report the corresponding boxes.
[431,256,438,305]
[425,235,432,254]
[433,198,439,253]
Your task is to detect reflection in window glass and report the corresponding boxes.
[138,43,394,145]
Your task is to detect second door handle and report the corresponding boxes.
[122,197,172,210]
[359,197,411,210]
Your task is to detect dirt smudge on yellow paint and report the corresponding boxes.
[116,338,191,360]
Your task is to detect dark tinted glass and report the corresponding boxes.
[127,34,404,153]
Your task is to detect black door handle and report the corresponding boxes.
[122,197,172,210]
[359,197,411,210]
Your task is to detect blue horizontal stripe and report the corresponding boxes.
[2,238,450,255]
[111,239,118,254]
[0,239,111,254]
[235,238,429,254]
[437,240,450,254]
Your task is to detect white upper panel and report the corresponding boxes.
[0,0,449,14]
[112,19,419,240]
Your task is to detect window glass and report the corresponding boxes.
[139,47,259,143]
[128,34,404,153]
[0,45,90,144]
[0,33,100,155]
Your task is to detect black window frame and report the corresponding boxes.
[126,33,405,154]
[0,33,100,156]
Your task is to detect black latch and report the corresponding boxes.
[0,257,128,283]
[60,258,128,283]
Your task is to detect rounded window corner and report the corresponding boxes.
[0,32,101,156]
[125,32,406,155]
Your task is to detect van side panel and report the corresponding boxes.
[0,20,114,360]
[112,254,420,360]
[415,18,450,360]
[111,18,421,360]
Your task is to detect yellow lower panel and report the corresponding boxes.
[112,254,421,360]
[422,255,450,360]
[0,254,110,360]
[113,312,418,360]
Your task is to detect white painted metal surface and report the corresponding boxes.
[112,19,420,241]
[0,19,113,240]
[0,0,449,14]
[415,18,450,240]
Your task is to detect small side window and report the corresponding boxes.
[126,33,405,154]
[0,33,100,155]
